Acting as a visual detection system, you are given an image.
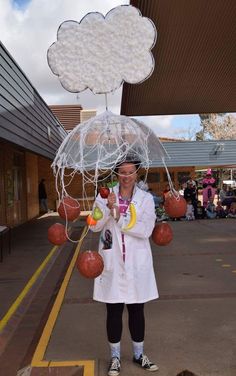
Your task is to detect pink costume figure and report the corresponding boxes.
[202,169,216,208]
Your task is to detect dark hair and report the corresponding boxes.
[176,371,197,376]
[114,155,141,173]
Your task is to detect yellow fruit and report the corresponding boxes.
[123,203,136,230]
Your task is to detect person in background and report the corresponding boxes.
[185,198,195,220]
[184,182,198,217]
[220,185,236,210]
[206,198,217,219]
[38,178,48,213]
[219,184,228,203]
[137,175,149,192]
[178,182,187,197]
[156,202,168,222]
[186,177,197,187]
[227,202,236,218]
[227,186,235,197]
[148,189,162,210]
[226,186,236,209]
[195,200,205,219]
[215,200,227,218]
[162,184,171,202]
[202,169,216,208]
[90,156,159,375]
[176,370,197,376]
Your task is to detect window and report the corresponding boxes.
[164,172,174,182]
[147,172,160,183]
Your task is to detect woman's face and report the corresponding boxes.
[117,163,137,190]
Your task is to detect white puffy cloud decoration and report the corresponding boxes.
[47,5,157,94]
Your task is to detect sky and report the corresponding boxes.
[1,0,202,138]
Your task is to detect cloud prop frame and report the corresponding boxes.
[47,5,157,94]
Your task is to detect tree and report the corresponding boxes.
[197,113,236,140]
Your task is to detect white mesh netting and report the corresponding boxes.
[52,110,168,210]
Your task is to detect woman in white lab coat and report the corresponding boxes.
[90,157,159,375]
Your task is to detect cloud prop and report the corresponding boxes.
[47,5,157,94]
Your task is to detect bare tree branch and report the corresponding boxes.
[201,114,236,140]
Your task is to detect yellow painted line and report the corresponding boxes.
[33,360,95,376]
[232,270,236,273]
[222,264,231,268]
[0,245,58,332]
[51,361,94,376]
[31,360,49,367]
[31,226,95,375]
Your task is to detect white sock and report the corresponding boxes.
[109,342,120,359]
[133,340,144,360]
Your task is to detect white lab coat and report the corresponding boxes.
[90,184,159,304]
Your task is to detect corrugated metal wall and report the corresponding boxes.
[157,140,236,168]
[0,42,66,159]
[50,104,83,132]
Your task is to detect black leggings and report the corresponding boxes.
[106,303,145,343]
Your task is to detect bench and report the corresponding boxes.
[0,226,11,262]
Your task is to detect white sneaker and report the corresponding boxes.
[133,354,159,372]
[108,357,121,376]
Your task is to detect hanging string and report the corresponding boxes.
[105,93,108,111]
[161,156,180,200]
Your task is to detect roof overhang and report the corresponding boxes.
[121,0,236,116]
[154,140,236,168]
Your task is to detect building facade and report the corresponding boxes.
[0,41,67,226]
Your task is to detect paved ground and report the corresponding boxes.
[0,216,236,376]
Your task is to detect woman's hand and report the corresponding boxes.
[107,192,117,209]
[107,193,120,221]
[110,205,120,221]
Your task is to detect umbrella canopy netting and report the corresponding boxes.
[52,110,168,210]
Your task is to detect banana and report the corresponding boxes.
[123,203,136,230]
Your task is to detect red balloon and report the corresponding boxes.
[164,194,187,218]
[58,196,80,221]
[48,223,67,245]
[152,222,173,246]
[77,250,104,279]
